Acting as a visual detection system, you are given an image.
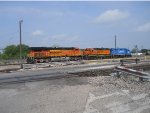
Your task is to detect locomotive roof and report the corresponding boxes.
[29,47,79,51]
[93,48,110,50]
[110,48,130,50]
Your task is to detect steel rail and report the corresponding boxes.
[114,66,150,80]
[0,73,77,85]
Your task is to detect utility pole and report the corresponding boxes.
[19,20,23,59]
[135,45,138,58]
[115,35,116,49]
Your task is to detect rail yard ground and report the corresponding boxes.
[0,57,150,113]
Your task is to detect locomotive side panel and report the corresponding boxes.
[96,49,110,55]
[110,48,131,57]
[83,48,97,56]
[48,50,63,57]
[48,49,82,57]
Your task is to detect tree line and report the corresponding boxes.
[0,44,29,59]
[131,45,150,55]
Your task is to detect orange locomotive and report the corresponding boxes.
[83,48,110,59]
[27,47,82,63]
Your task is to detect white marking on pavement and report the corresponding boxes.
[132,94,148,101]
[125,104,150,113]
[83,92,126,113]
[110,103,130,113]
[83,90,150,113]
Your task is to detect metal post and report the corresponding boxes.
[139,77,143,82]
[115,35,116,49]
[19,20,23,60]
[135,45,138,59]
[136,58,138,64]
[120,60,124,66]
[116,71,120,78]
[19,20,23,69]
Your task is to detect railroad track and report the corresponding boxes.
[0,62,149,85]
[0,73,77,85]
[125,63,150,71]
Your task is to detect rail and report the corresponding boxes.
[110,58,150,81]
[120,58,140,66]
[113,66,150,81]
[0,73,77,85]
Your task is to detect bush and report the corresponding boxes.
[1,44,29,59]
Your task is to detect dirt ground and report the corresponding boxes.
[0,74,150,113]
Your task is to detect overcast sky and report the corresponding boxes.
[0,1,150,50]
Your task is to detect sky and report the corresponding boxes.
[0,1,150,50]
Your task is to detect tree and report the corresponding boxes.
[0,52,2,59]
[2,44,29,59]
[131,45,139,53]
[3,45,17,58]
[16,44,29,58]
[141,49,147,53]
[141,49,150,55]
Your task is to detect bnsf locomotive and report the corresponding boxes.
[27,47,131,63]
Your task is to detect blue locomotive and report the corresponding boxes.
[110,48,131,57]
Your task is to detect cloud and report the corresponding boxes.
[135,22,150,32]
[94,9,129,23]
[31,30,44,36]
